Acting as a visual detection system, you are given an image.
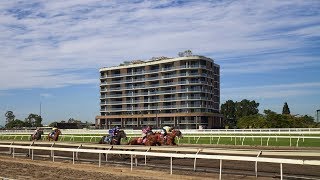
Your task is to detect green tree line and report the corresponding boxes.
[4,111,43,129]
[221,99,319,128]
[3,111,93,129]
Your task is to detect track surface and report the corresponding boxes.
[0,142,320,179]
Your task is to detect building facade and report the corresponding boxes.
[95,55,222,129]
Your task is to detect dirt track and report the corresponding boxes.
[0,155,268,180]
[0,143,320,179]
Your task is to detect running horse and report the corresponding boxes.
[99,130,127,145]
[47,129,62,141]
[30,129,43,141]
[128,132,162,146]
[162,129,183,145]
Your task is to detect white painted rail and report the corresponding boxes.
[1,133,319,147]
[0,143,320,180]
[1,141,319,157]
[1,128,320,135]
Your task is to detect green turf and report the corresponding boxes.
[1,134,320,147]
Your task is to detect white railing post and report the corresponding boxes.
[290,136,292,147]
[170,156,173,175]
[145,147,151,165]
[280,163,283,180]
[255,151,262,178]
[242,137,245,145]
[217,136,220,145]
[219,159,222,180]
[99,153,101,167]
[76,144,82,160]
[193,149,201,171]
[50,142,55,157]
[52,150,55,162]
[131,154,133,171]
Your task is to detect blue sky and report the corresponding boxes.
[0,0,319,125]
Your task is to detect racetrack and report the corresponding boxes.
[0,141,319,179]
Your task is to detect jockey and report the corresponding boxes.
[50,127,57,137]
[142,126,152,138]
[33,127,40,137]
[161,126,173,139]
[109,126,120,138]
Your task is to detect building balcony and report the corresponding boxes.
[100,65,210,79]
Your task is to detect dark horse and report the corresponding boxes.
[99,130,127,145]
[30,129,43,141]
[47,129,62,141]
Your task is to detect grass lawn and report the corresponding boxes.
[1,134,319,147]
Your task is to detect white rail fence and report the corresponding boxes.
[1,134,320,147]
[1,128,320,135]
[1,141,319,157]
[0,144,319,180]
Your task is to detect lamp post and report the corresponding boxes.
[39,95,43,127]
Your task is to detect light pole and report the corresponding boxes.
[39,95,43,127]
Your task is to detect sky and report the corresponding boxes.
[0,0,319,126]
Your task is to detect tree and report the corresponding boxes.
[25,113,43,127]
[221,99,260,128]
[264,109,289,128]
[235,99,260,119]
[49,122,58,127]
[263,110,316,128]
[237,114,266,128]
[5,119,25,129]
[291,115,315,128]
[282,102,290,115]
[68,118,81,124]
[5,111,15,124]
[220,100,236,127]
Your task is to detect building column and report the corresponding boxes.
[195,116,198,129]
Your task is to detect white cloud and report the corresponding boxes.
[0,0,319,90]
[222,82,320,100]
[221,55,320,74]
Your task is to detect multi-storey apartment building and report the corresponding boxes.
[96,54,222,129]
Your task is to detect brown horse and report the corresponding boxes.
[30,129,43,141]
[162,129,183,145]
[128,132,163,146]
[47,129,62,141]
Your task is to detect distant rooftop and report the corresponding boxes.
[100,50,213,70]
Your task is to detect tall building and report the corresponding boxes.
[95,54,222,129]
